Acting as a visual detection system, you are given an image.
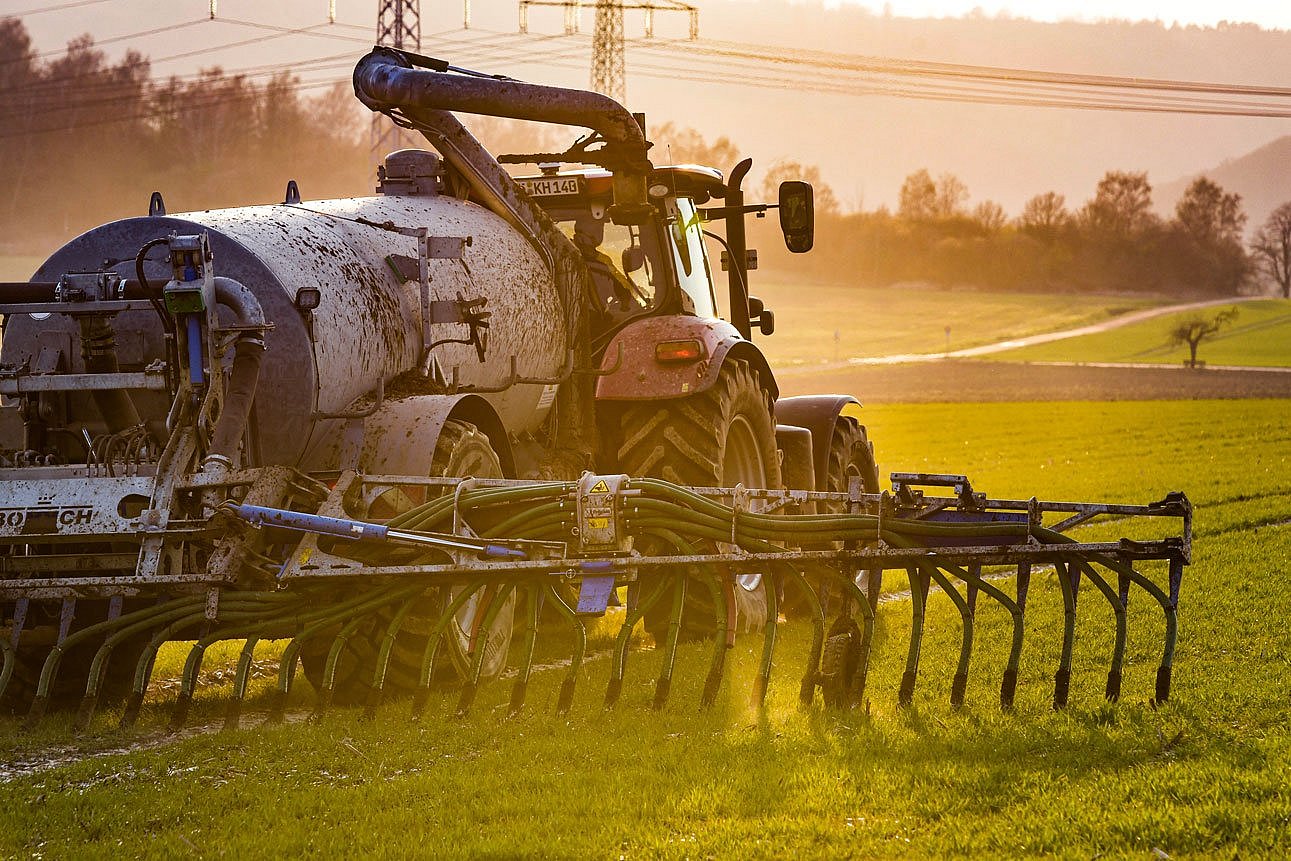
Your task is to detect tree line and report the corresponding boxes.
[0,17,370,252]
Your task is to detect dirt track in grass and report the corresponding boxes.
[776,359,1291,402]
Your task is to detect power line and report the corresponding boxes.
[1,0,117,17]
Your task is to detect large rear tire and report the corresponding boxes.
[299,420,512,701]
[616,359,782,643]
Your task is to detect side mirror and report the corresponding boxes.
[778,180,814,254]
[622,245,645,274]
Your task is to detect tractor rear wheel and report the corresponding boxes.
[299,420,513,702]
[616,359,782,643]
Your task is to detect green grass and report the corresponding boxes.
[991,298,1291,368]
[1,400,1289,857]
[749,277,1163,367]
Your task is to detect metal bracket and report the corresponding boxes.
[575,472,633,556]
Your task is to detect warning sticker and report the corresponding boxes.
[589,479,609,493]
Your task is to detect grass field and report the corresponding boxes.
[1,399,1288,857]
[992,298,1291,368]
[747,277,1164,366]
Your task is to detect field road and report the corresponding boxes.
[776,295,1259,372]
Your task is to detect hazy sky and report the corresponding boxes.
[841,1,1291,29]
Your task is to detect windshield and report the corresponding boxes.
[666,197,718,319]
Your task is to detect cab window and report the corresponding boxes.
[667,197,717,318]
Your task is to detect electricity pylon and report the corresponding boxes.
[519,1,698,104]
[373,0,422,160]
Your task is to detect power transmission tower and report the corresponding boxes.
[591,0,626,104]
[519,1,697,104]
[373,0,423,160]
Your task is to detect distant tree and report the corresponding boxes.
[898,169,937,221]
[1082,170,1158,237]
[972,200,1007,232]
[1175,177,1245,244]
[1251,202,1291,299]
[759,159,840,215]
[1018,191,1070,237]
[649,122,741,172]
[1169,307,1238,368]
[934,173,969,218]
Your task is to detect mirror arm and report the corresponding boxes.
[698,203,773,222]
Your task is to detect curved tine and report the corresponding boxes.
[509,585,543,716]
[653,575,688,711]
[173,624,260,733]
[934,559,1026,710]
[542,583,586,715]
[605,576,672,709]
[366,591,432,719]
[78,601,206,731]
[699,570,729,710]
[1052,560,1077,710]
[223,637,260,732]
[411,582,485,720]
[31,597,201,725]
[1075,560,1128,702]
[827,565,876,710]
[924,565,974,708]
[275,585,422,722]
[1036,531,1179,704]
[783,565,826,708]
[456,583,517,718]
[119,611,211,729]
[317,614,372,717]
[899,566,930,708]
[753,564,781,709]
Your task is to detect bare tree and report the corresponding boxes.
[1082,170,1158,238]
[898,168,937,221]
[1169,307,1238,368]
[934,173,969,218]
[1018,191,1070,237]
[1251,202,1291,299]
[972,200,1007,232]
[759,159,840,215]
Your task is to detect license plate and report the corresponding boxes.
[516,176,581,197]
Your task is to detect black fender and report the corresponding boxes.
[774,395,865,492]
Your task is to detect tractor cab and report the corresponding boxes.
[515,165,725,338]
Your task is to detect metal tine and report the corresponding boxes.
[898,567,931,707]
[605,578,670,709]
[939,561,1024,711]
[316,616,369,718]
[1075,560,1129,702]
[653,577,687,710]
[1053,560,1081,709]
[509,585,542,716]
[77,599,206,732]
[784,567,825,708]
[699,572,729,710]
[751,566,782,709]
[366,592,431,719]
[172,626,246,732]
[925,566,973,709]
[122,610,208,729]
[1005,563,1033,708]
[411,582,483,720]
[456,583,516,717]
[542,584,585,715]
[223,637,260,732]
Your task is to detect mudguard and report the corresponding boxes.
[302,393,515,478]
[594,315,778,402]
[774,395,866,492]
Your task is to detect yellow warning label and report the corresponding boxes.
[589,479,610,493]
[298,547,313,565]
[587,517,610,529]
